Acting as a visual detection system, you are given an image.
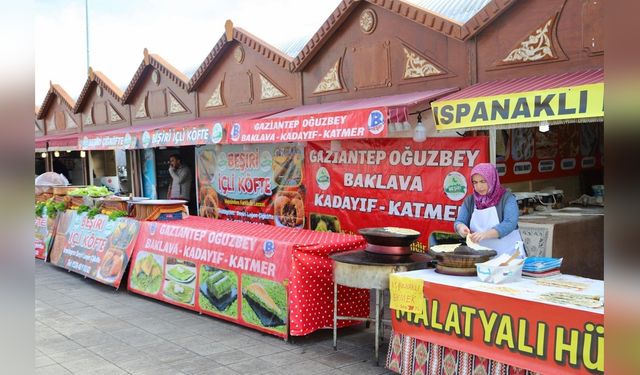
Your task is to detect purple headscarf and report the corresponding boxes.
[470,163,506,209]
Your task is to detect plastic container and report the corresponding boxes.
[513,192,536,215]
[592,185,604,204]
[476,255,525,284]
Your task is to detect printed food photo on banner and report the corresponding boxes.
[163,257,197,306]
[130,252,164,295]
[197,147,219,219]
[304,138,488,250]
[241,274,287,334]
[494,123,603,182]
[199,265,239,319]
[196,143,306,227]
[48,210,74,264]
[273,189,305,228]
[309,213,341,233]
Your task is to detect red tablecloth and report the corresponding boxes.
[128,216,370,337]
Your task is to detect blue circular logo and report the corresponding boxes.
[263,240,275,258]
[367,110,385,135]
[149,222,157,235]
[231,123,241,142]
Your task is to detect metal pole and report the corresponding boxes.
[375,288,380,366]
[333,281,338,350]
[85,0,90,72]
[489,128,497,165]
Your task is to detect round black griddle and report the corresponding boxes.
[330,249,432,266]
[358,227,421,256]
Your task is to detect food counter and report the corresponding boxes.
[127,216,370,339]
[519,207,604,279]
[386,269,603,375]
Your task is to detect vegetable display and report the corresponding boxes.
[35,199,67,218]
[67,186,111,197]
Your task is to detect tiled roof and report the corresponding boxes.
[73,68,125,113]
[291,0,516,71]
[36,82,76,119]
[188,20,293,91]
[122,48,190,104]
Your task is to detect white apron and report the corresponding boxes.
[470,205,524,257]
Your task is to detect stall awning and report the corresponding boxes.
[35,137,47,152]
[432,69,604,131]
[79,112,279,150]
[35,133,81,151]
[229,88,458,143]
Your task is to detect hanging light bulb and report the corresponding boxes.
[53,150,60,157]
[80,151,86,158]
[412,113,427,143]
[538,120,550,133]
[402,121,412,132]
[41,152,47,158]
[66,150,71,153]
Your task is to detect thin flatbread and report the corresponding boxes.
[429,244,460,253]
[466,236,492,251]
[535,279,589,291]
[539,292,603,309]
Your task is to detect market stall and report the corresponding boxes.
[387,269,603,374]
[127,216,371,339]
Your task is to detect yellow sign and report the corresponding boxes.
[389,274,424,314]
[432,83,604,131]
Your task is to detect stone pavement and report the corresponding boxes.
[35,260,395,375]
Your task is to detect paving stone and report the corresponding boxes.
[56,356,118,374]
[260,350,307,366]
[272,359,333,375]
[338,361,392,375]
[191,366,240,375]
[35,364,73,375]
[239,343,288,357]
[35,354,56,368]
[206,349,255,365]
[313,351,364,368]
[168,356,223,373]
[226,357,278,374]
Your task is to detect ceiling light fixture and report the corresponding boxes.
[412,112,427,143]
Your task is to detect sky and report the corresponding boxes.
[34,0,343,106]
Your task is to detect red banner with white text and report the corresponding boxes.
[228,108,388,144]
[392,281,604,374]
[304,138,488,250]
[128,218,291,338]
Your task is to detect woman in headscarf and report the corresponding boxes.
[454,163,524,257]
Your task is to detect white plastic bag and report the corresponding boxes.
[35,172,69,194]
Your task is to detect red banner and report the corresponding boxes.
[128,218,293,338]
[392,282,604,374]
[48,211,140,288]
[497,123,603,183]
[304,138,488,250]
[228,108,388,144]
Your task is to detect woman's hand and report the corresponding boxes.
[456,224,470,238]
[469,229,499,243]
